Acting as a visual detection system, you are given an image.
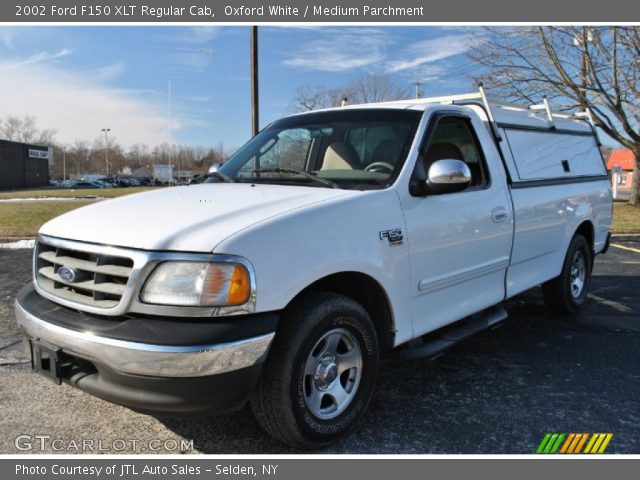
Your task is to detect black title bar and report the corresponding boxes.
[3,0,640,22]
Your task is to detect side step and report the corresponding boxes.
[397,305,508,360]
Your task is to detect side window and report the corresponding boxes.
[420,116,489,188]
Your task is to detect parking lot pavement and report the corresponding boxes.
[1,240,639,454]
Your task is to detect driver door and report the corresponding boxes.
[401,113,513,337]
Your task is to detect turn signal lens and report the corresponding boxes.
[227,265,251,305]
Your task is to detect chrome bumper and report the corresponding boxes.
[15,299,274,378]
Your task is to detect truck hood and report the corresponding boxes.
[39,184,354,252]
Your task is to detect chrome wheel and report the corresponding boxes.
[569,251,586,298]
[303,328,363,420]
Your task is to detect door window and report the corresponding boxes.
[420,116,490,188]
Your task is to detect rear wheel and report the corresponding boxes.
[542,234,592,314]
[250,292,379,449]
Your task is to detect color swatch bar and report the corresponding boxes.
[537,433,613,454]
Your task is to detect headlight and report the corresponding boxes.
[140,261,251,306]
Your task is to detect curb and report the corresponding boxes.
[0,237,35,243]
[611,234,640,241]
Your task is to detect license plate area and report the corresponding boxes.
[29,339,65,384]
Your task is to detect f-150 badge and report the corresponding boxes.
[379,229,404,246]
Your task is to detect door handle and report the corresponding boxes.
[491,206,508,223]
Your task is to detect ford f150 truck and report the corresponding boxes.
[15,88,612,448]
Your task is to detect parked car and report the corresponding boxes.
[118,177,135,187]
[70,181,94,189]
[188,174,208,185]
[136,177,153,186]
[15,89,612,448]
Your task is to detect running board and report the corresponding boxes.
[398,306,508,360]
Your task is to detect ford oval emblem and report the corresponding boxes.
[57,266,77,283]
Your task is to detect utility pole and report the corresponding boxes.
[168,80,173,182]
[251,26,259,137]
[101,128,111,176]
[414,79,422,99]
[62,146,66,182]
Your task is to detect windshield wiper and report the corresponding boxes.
[252,168,340,189]
[207,171,235,183]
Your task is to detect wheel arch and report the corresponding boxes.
[575,219,595,252]
[287,271,396,351]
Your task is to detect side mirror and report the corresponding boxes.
[208,163,223,174]
[426,159,472,194]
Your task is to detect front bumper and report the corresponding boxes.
[15,284,277,415]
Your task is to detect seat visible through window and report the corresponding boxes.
[321,142,362,170]
[372,139,403,166]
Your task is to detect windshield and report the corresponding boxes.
[211,109,422,190]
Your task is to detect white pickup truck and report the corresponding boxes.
[15,89,612,448]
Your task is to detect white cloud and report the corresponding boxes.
[170,48,215,72]
[79,61,126,81]
[0,28,16,48]
[10,48,72,67]
[177,26,220,44]
[386,35,472,73]
[416,64,449,82]
[0,58,171,148]
[282,29,387,72]
[168,27,220,72]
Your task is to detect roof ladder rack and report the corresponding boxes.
[575,108,602,146]
[477,83,502,142]
[529,96,555,129]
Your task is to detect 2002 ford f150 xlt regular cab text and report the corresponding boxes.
[15,89,612,448]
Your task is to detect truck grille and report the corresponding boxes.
[35,240,134,309]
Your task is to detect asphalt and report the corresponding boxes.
[0,239,639,454]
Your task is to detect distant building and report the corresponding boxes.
[153,164,173,182]
[131,167,152,179]
[0,139,50,190]
[606,150,636,192]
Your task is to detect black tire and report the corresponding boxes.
[542,234,592,315]
[250,291,379,449]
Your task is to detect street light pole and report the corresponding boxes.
[251,26,259,137]
[101,128,111,176]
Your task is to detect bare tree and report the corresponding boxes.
[72,140,90,179]
[469,26,640,205]
[0,115,57,145]
[291,71,409,112]
[292,84,352,112]
[351,71,409,104]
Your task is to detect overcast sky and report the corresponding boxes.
[0,26,479,150]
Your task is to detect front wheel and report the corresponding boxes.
[542,234,593,314]
[250,292,379,449]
